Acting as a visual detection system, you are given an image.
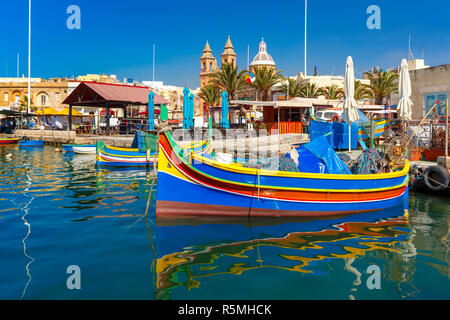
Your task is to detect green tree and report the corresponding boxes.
[199,85,221,107]
[354,80,373,101]
[313,65,318,76]
[280,78,306,98]
[209,63,247,100]
[319,84,344,100]
[364,70,399,105]
[19,95,37,112]
[251,66,283,101]
[300,83,321,98]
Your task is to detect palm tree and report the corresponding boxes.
[354,80,373,101]
[251,66,283,101]
[280,78,306,99]
[300,83,321,98]
[199,85,221,107]
[19,95,37,112]
[209,63,247,100]
[319,84,344,100]
[364,70,399,105]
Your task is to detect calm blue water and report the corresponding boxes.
[0,145,449,300]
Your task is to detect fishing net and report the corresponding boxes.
[243,155,300,173]
[351,148,383,174]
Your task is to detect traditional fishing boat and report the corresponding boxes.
[0,138,20,145]
[19,140,44,147]
[156,131,410,217]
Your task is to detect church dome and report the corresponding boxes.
[250,38,276,67]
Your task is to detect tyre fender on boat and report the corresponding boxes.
[423,165,450,192]
[331,114,342,123]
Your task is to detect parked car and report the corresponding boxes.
[314,110,343,122]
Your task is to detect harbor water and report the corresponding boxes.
[0,145,449,300]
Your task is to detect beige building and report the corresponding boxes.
[76,74,122,84]
[408,62,449,120]
[0,77,71,111]
[388,59,449,120]
[200,36,237,89]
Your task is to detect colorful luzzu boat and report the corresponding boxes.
[96,139,212,167]
[0,138,20,145]
[156,131,410,217]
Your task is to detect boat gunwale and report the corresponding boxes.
[165,132,409,181]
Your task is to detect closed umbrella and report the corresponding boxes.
[343,56,359,152]
[188,93,195,129]
[397,58,413,124]
[220,91,230,129]
[182,87,190,129]
[148,91,155,131]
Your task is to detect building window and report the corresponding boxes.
[55,92,59,102]
[4,93,8,102]
[15,95,20,103]
[40,95,47,106]
[425,92,448,118]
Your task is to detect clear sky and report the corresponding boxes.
[1,0,449,88]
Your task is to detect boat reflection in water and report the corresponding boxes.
[152,204,417,299]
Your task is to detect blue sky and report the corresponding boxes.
[1,0,449,88]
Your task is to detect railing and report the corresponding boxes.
[264,121,304,135]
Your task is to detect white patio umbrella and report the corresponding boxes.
[397,58,413,125]
[343,56,359,152]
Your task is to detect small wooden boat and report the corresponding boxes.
[156,131,410,217]
[73,145,96,154]
[0,138,20,145]
[19,140,44,147]
[97,144,156,167]
[62,144,96,153]
[96,139,212,167]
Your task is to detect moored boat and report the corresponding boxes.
[72,145,96,154]
[156,131,410,217]
[19,140,44,147]
[0,138,20,145]
[96,137,212,167]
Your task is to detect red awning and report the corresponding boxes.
[100,109,116,115]
[62,81,169,106]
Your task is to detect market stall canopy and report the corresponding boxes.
[57,107,83,116]
[35,107,59,115]
[62,81,169,106]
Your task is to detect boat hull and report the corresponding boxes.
[156,132,409,217]
[96,145,155,167]
[72,146,96,154]
[19,140,44,147]
[63,144,96,153]
[0,138,20,145]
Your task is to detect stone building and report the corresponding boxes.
[0,77,71,111]
[389,59,449,120]
[408,63,449,121]
[200,36,238,89]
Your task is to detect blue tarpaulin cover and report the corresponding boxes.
[301,135,352,175]
[295,146,329,174]
[310,120,359,150]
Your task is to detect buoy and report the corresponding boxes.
[331,114,342,123]
[423,165,449,192]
